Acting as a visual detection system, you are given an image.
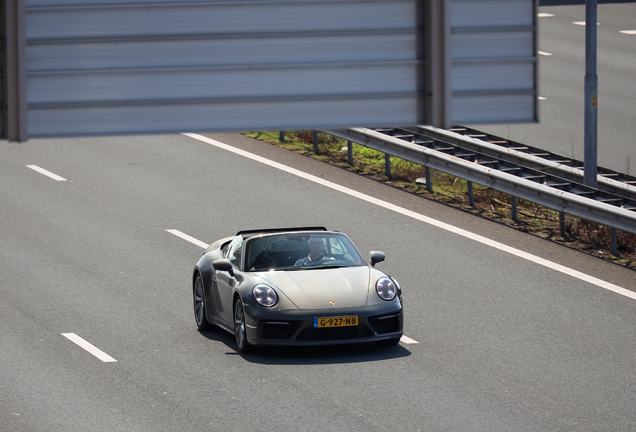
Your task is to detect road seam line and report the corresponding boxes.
[183,133,636,302]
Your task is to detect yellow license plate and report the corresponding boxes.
[313,316,358,328]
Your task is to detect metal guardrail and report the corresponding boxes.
[415,125,636,201]
[322,127,636,236]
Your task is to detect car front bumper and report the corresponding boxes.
[243,301,403,347]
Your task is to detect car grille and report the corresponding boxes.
[259,312,402,341]
[368,313,401,335]
[296,325,373,341]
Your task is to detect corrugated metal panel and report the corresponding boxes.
[15,0,537,138]
[29,97,419,136]
[24,0,422,137]
[449,0,537,124]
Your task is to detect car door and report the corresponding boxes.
[213,236,243,327]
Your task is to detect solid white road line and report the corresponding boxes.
[167,229,209,249]
[62,333,117,362]
[26,165,66,181]
[183,133,636,302]
[400,335,419,344]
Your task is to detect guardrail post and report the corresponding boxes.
[347,141,353,166]
[313,130,319,154]
[467,181,475,207]
[511,196,518,221]
[279,131,286,143]
[425,167,432,192]
[610,228,618,255]
[559,212,566,238]
[385,154,392,179]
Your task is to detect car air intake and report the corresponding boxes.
[369,314,401,334]
[261,321,302,340]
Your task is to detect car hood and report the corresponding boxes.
[260,266,370,310]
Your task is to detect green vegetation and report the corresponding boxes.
[245,131,636,269]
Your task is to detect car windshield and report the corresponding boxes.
[245,232,366,272]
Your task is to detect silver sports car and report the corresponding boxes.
[192,227,403,353]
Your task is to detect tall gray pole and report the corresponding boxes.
[584,0,598,187]
[4,0,28,142]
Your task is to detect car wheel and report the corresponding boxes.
[234,297,253,354]
[193,274,212,331]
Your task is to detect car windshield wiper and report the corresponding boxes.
[306,264,350,270]
[278,266,306,271]
[280,263,357,271]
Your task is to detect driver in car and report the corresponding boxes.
[294,237,336,266]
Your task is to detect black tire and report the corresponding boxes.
[193,274,212,331]
[234,297,253,354]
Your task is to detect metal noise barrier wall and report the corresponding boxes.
[325,127,636,236]
[10,0,537,139]
[448,0,538,124]
[24,0,423,138]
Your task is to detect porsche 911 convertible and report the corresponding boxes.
[192,227,403,353]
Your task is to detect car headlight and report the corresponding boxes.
[376,277,396,301]
[253,284,278,307]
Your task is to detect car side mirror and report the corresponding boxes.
[213,259,234,276]
[369,251,385,267]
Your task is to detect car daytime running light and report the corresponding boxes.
[375,277,396,301]
[253,284,278,307]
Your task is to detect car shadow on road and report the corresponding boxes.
[197,328,412,365]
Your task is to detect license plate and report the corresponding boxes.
[313,316,358,328]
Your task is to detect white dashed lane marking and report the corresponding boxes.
[62,333,117,362]
[538,51,552,56]
[400,336,419,344]
[167,229,209,249]
[27,165,66,181]
[620,30,636,35]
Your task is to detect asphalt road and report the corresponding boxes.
[2,131,636,431]
[474,2,636,176]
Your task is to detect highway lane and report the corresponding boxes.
[475,2,636,176]
[2,132,636,431]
